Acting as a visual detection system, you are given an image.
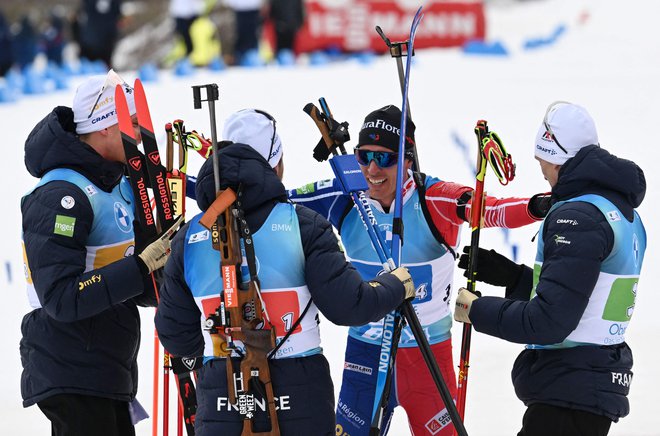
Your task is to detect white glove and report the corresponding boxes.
[389,267,416,300]
[137,216,184,274]
[454,287,479,324]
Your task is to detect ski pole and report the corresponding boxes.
[375,20,419,171]
[455,121,515,427]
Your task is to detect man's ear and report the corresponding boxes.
[274,157,284,180]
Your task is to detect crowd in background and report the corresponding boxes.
[0,0,306,78]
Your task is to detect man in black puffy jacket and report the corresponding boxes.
[454,101,646,436]
[155,109,416,436]
[21,70,179,436]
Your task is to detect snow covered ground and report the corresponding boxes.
[1,0,658,434]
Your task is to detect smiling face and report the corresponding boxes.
[357,144,413,210]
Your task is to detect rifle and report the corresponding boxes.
[193,84,280,436]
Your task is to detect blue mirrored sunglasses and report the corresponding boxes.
[355,149,399,168]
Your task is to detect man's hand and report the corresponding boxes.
[454,287,479,324]
[458,246,523,288]
[389,267,416,300]
[528,192,552,219]
[136,216,184,274]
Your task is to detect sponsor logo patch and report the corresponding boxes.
[556,218,578,225]
[114,202,132,233]
[54,215,76,237]
[536,143,557,156]
[553,234,571,245]
[344,361,373,376]
[295,183,316,195]
[78,274,102,291]
[425,407,452,434]
[189,230,210,244]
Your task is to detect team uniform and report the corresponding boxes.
[20,107,155,434]
[155,143,408,436]
[290,171,540,435]
[469,144,646,435]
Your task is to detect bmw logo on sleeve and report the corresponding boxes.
[114,202,133,233]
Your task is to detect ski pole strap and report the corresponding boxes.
[481,131,515,185]
[267,299,313,360]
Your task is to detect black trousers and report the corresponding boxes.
[518,403,612,436]
[37,394,135,436]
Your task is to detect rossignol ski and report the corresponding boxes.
[116,81,198,436]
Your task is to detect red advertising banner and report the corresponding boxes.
[295,1,486,53]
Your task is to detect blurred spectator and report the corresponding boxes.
[0,10,13,76]
[269,0,304,56]
[170,0,205,56]
[41,11,68,66]
[12,15,39,71]
[73,0,123,68]
[224,0,263,65]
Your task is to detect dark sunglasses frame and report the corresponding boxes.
[354,149,407,168]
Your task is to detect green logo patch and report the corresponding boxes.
[295,183,316,195]
[602,278,638,321]
[54,215,76,237]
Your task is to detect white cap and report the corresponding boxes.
[534,101,599,165]
[222,109,283,168]
[73,69,135,135]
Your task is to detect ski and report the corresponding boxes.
[117,82,199,436]
[134,79,176,231]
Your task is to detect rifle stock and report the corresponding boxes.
[201,189,280,436]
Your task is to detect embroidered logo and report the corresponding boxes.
[60,196,75,209]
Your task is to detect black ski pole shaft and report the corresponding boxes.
[192,84,220,192]
[375,25,418,171]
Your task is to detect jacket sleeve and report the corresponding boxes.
[288,178,352,229]
[295,205,405,326]
[154,224,205,358]
[469,202,613,344]
[22,181,147,322]
[424,180,540,248]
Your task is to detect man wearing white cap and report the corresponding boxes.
[20,70,180,435]
[155,108,416,435]
[454,102,647,436]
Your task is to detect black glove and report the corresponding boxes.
[528,192,552,219]
[457,246,523,288]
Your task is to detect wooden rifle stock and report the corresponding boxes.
[200,189,280,436]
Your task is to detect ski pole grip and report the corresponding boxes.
[192,84,219,109]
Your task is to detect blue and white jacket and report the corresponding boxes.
[470,145,647,421]
[20,106,154,407]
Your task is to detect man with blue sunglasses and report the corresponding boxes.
[290,104,552,436]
